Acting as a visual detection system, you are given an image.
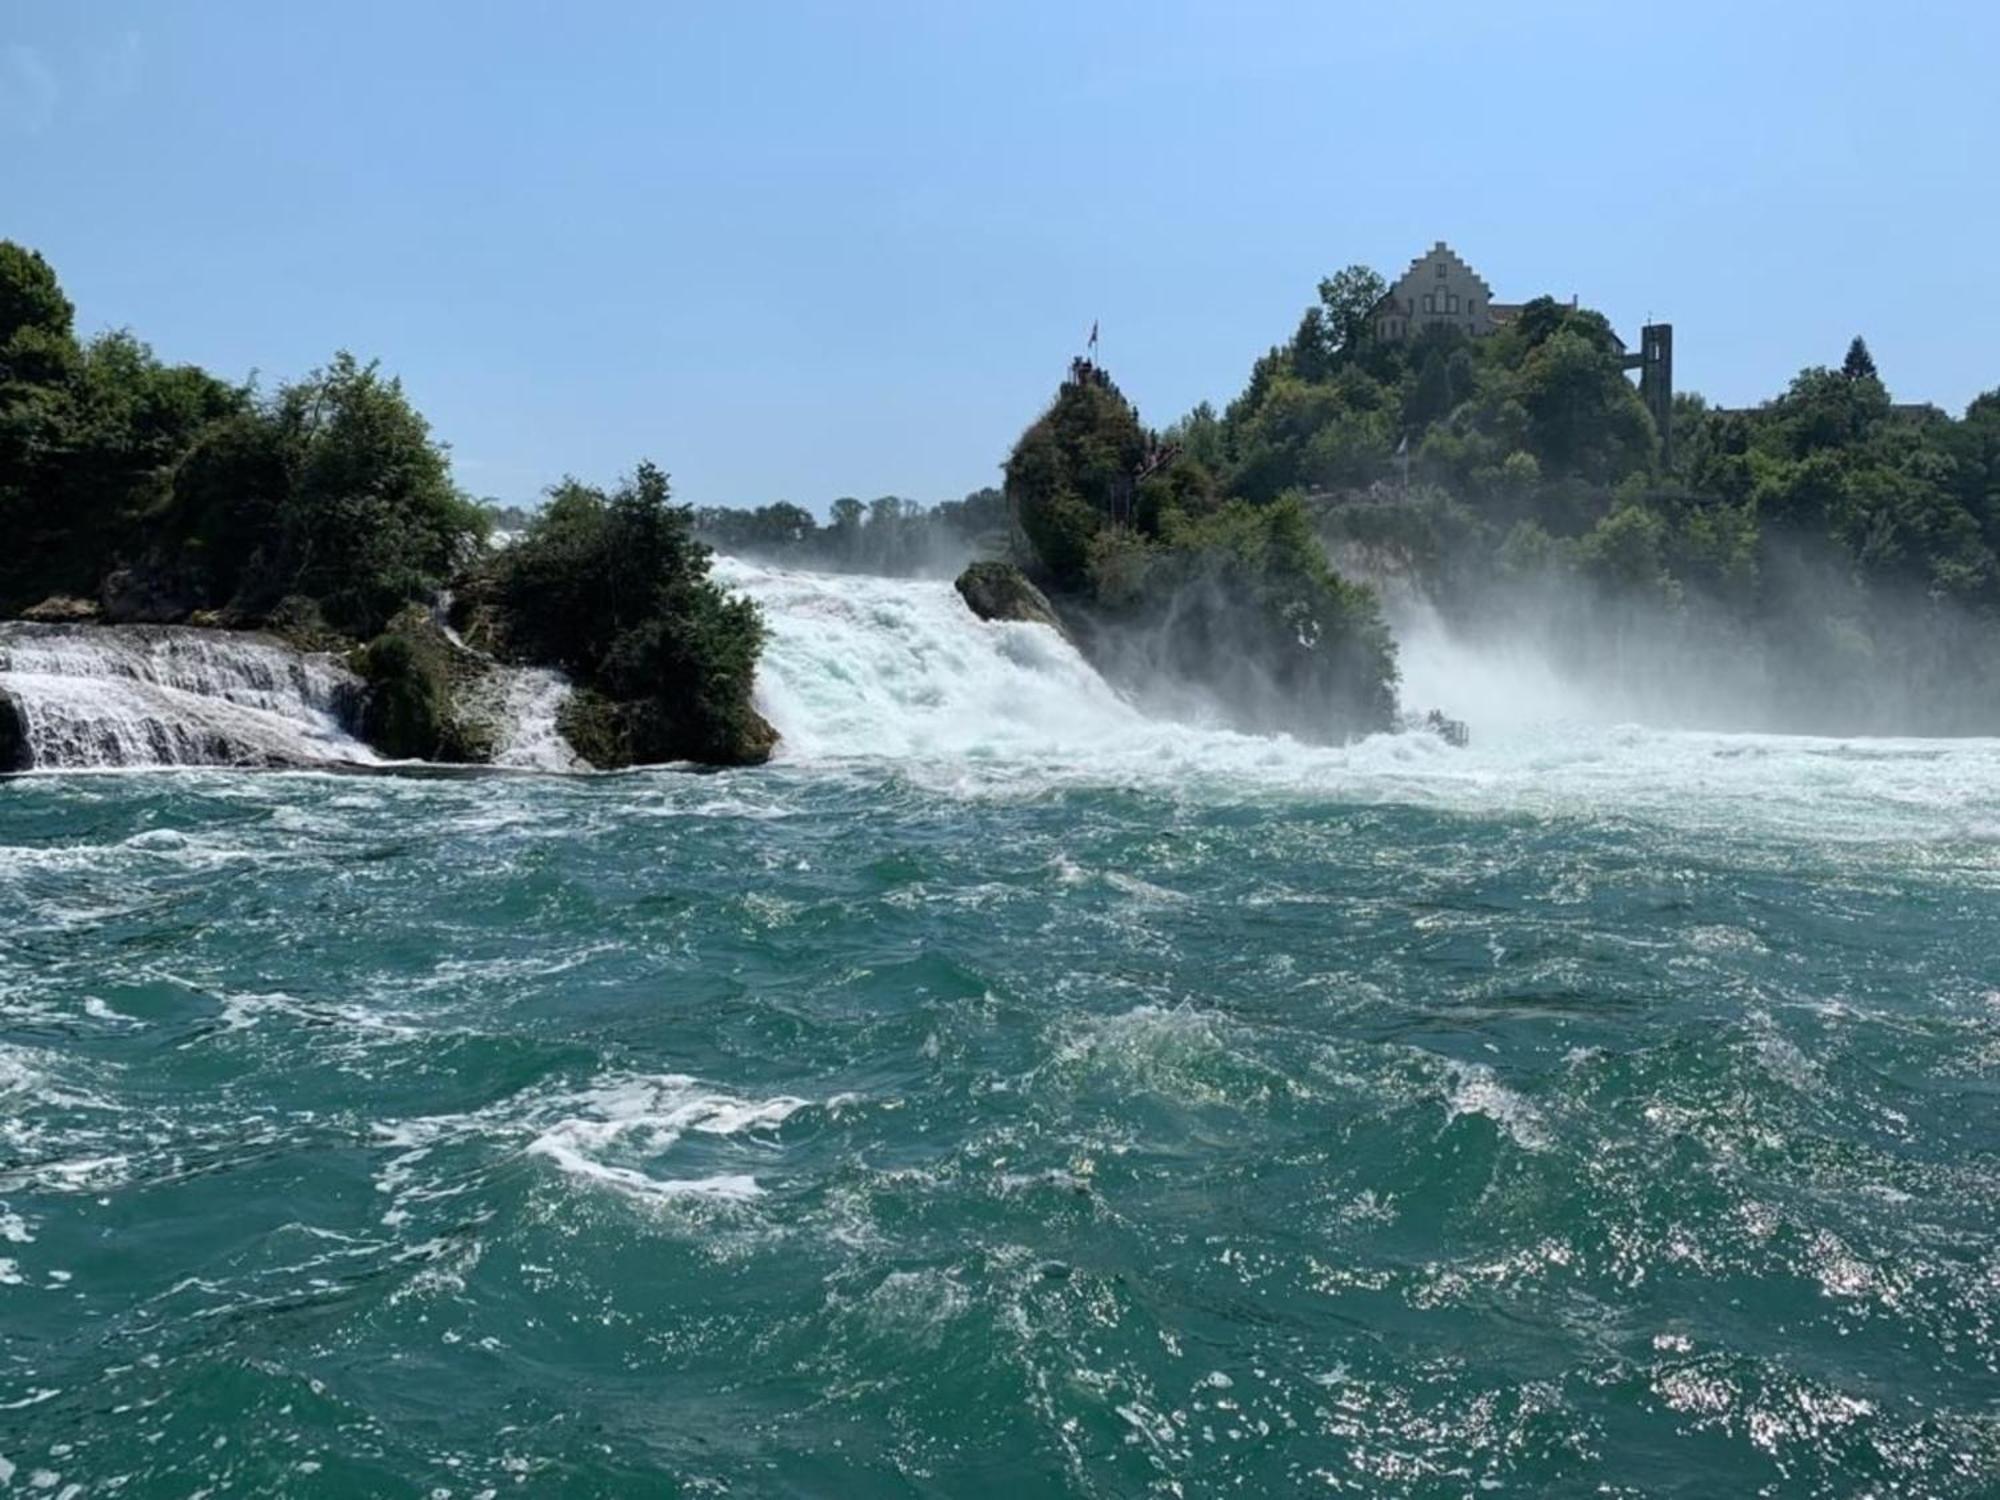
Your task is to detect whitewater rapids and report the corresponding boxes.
[714,559,2000,844]
[0,623,376,770]
[6,562,1999,852]
[0,622,581,772]
[6,566,1999,1496]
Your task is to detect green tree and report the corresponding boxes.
[0,242,73,351]
[493,463,771,766]
[262,353,485,634]
[1517,327,1656,481]
[1004,366,1150,588]
[1315,265,1388,361]
[0,243,84,604]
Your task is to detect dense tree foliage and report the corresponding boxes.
[157,354,488,636]
[1183,263,2000,730]
[481,463,773,766]
[0,243,251,608]
[0,242,770,766]
[0,242,484,634]
[1003,361,1397,739]
[693,487,1008,575]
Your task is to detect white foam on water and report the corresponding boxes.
[374,1071,812,1221]
[713,557,1143,762]
[518,1146,764,1205]
[0,624,374,769]
[487,666,582,770]
[1441,1059,1552,1152]
[453,659,583,771]
[212,989,421,1041]
[713,558,2000,844]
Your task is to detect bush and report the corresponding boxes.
[491,463,773,766]
[1003,364,1150,590]
[355,608,491,763]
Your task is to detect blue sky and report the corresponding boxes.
[4,2,1995,509]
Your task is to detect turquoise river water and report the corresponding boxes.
[3,565,1999,1497]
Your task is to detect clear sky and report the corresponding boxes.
[4,1,1995,510]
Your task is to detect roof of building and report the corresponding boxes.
[1388,241,1495,302]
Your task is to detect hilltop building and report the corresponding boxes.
[1371,240,1674,462]
[1372,242,1521,343]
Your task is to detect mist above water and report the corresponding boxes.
[715,558,2000,845]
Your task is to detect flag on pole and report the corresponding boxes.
[1088,320,1099,353]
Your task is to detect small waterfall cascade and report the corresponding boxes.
[463,664,584,771]
[432,597,582,772]
[0,623,375,770]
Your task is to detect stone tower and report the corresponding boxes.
[1632,323,1674,466]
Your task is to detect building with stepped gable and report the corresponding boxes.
[1370,240,1675,462]
[1372,241,1520,342]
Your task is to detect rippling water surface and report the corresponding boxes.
[5,724,1999,1498]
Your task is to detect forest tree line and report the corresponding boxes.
[0,242,771,765]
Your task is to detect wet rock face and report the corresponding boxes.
[954,562,1063,632]
[0,686,27,771]
[354,607,498,764]
[100,561,199,625]
[19,595,101,624]
[556,689,777,771]
[732,707,780,766]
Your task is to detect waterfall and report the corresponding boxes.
[478,665,583,771]
[711,558,1146,761]
[0,624,375,770]
[433,601,581,772]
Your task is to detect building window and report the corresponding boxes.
[1422,294,1434,313]
[1446,293,1458,313]
[1434,262,1447,279]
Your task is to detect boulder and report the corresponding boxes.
[728,707,781,767]
[19,594,100,623]
[354,607,497,763]
[558,688,777,770]
[954,561,1063,631]
[0,686,27,772]
[100,561,196,624]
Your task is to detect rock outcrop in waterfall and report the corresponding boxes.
[953,562,1065,632]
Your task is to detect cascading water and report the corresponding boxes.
[8,568,2000,1499]
[711,557,1143,761]
[0,623,376,770]
[712,558,2000,841]
[434,600,581,772]
[480,665,583,771]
